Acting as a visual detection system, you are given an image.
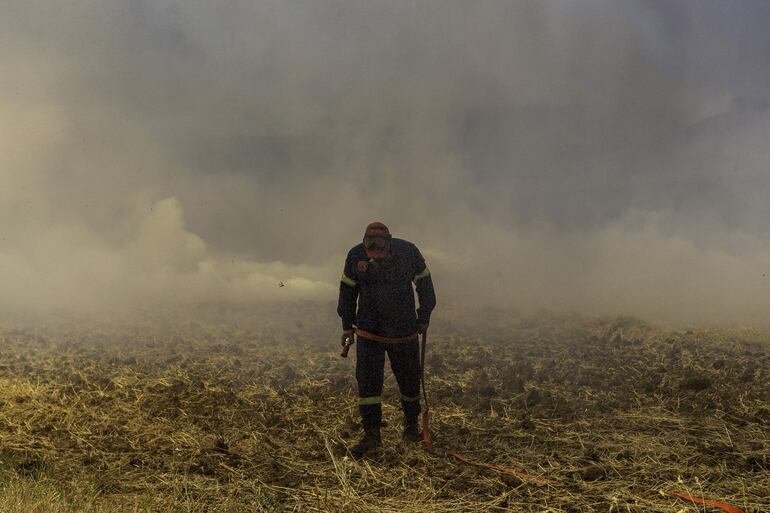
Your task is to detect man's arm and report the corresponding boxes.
[412,245,436,328]
[337,252,359,332]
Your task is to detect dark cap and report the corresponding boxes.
[364,221,389,237]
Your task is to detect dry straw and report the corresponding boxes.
[0,309,767,512]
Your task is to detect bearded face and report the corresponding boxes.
[364,234,391,256]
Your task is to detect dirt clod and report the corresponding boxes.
[679,375,712,391]
[581,464,606,481]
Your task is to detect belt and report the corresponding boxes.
[354,328,418,344]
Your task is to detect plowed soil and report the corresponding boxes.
[0,305,767,512]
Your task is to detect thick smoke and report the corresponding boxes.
[1,1,769,325]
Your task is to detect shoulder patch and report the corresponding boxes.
[357,260,369,272]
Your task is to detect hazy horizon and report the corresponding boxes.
[2,1,770,326]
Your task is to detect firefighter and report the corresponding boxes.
[337,222,436,458]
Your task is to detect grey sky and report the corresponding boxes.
[2,1,769,324]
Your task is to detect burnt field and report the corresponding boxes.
[0,307,767,512]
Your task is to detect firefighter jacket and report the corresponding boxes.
[337,238,436,338]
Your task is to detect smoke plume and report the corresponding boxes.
[2,1,769,325]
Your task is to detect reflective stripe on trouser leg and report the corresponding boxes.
[387,340,421,423]
[356,337,385,431]
[400,394,421,424]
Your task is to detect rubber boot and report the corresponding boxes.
[350,427,381,459]
[351,403,382,459]
[401,399,421,443]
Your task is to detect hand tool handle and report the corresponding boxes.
[340,335,353,358]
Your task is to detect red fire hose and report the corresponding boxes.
[342,329,746,510]
[419,331,553,484]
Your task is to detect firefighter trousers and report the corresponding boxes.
[356,336,421,431]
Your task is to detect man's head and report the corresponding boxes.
[363,222,391,259]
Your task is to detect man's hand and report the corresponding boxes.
[341,329,355,347]
[416,323,428,335]
[340,329,355,358]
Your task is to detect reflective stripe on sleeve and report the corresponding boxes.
[340,273,358,287]
[358,396,382,406]
[413,267,431,282]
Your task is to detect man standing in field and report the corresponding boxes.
[337,222,436,459]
